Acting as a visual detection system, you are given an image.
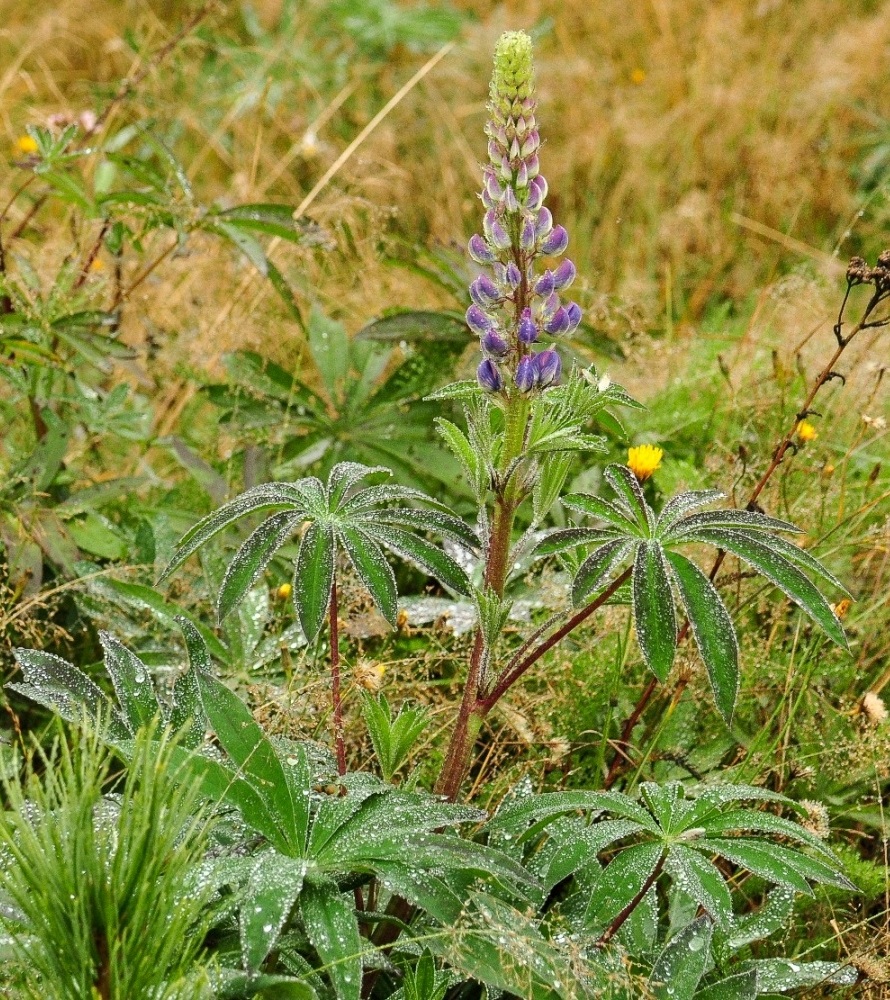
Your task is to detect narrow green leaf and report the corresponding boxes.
[338,525,398,627]
[703,808,838,858]
[169,618,209,747]
[633,542,678,682]
[654,490,725,534]
[665,551,739,722]
[301,880,362,1000]
[680,527,848,648]
[368,524,470,596]
[196,674,298,854]
[99,632,160,731]
[436,417,486,498]
[649,916,713,1000]
[584,842,665,934]
[240,852,308,972]
[693,970,757,1000]
[490,790,660,838]
[665,846,732,927]
[365,506,479,550]
[327,462,388,509]
[572,538,635,605]
[668,507,801,538]
[534,526,622,557]
[219,511,302,621]
[562,492,642,536]
[159,483,301,580]
[604,464,655,535]
[294,521,335,642]
[693,838,855,892]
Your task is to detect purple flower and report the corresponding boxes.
[490,218,511,250]
[535,348,561,387]
[535,207,553,239]
[564,301,582,333]
[515,354,537,392]
[477,358,503,392]
[481,329,509,356]
[527,175,548,209]
[518,308,538,344]
[468,234,496,264]
[552,258,576,290]
[466,305,493,336]
[470,275,501,308]
[541,225,569,256]
[534,270,555,296]
[544,307,571,336]
[520,217,536,252]
[505,262,522,288]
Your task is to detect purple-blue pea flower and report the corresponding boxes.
[535,207,553,239]
[527,175,548,210]
[468,234,496,265]
[544,307,571,336]
[564,301,582,333]
[505,262,522,288]
[477,358,503,392]
[518,307,538,344]
[515,354,538,392]
[466,304,493,336]
[470,275,501,308]
[535,348,561,387]
[552,258,576,289]
[534,270,555,296]
[541,225,569,256]
[520,216,536,252]
[481,329,509,356]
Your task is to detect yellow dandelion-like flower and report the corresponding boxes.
[796,419,818,442]
[14,134,38,155]
[627,444,663,482]
[629,67,647,85]
[276,582,293,600]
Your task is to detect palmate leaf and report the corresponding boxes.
[693,970,757,1000]
[240,852,308,972]
[605,464,654,535]
[632,542,677,682]
[648,916,713,1000]
[368,524,471,596]
[98,632,160,731]
[664,846,732,927]
[534,526,622,558]
[665,551,738,722]
[584,841,665,934]
[692,838,855,893]
[562,492,642,536]
[572,538,636,605]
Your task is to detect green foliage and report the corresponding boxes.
[161,461,477,640]
[0,724,217,999]
[361,692,429,782]
[537,464,849,721]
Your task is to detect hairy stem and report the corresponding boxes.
[329,579,346,776]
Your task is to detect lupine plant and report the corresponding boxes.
[7,29,869,1000]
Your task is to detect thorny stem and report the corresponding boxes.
[329,579,347,776]
[603,282,888,789]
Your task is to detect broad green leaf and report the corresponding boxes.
[737,959,857,990]
[725,887,794,953]
[219,511,303,621]
[98,632,160,731]
[680,527,848,648]
[196,674,299,854]
[301,880,362,1000]
[572,538,635,605]
[490,790,660,838]
[665,846,732,927]
[294,521,335,642]
[528,817,645,890]
[703,808,838,858]
[665,551,739,722]
[338,525,398,626]
[369,524,470,596]
[308,309,350,400]
[584,842,665,934]
[240,852,308,972]
[533,453,574,523]
[668,508,800,538]
[648,916,713,1000]
[633,542,677,682]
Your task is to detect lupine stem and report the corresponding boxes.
[329,579,347,776]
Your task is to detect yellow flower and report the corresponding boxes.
[832,598,852,620]
[354,659,386,693]
[796,420,818,442]
[14,134,38,155]
[627,444,663,482]
[276,582,293,600]
[629,67,647,85]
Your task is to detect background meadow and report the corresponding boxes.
[0,0,888,996]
